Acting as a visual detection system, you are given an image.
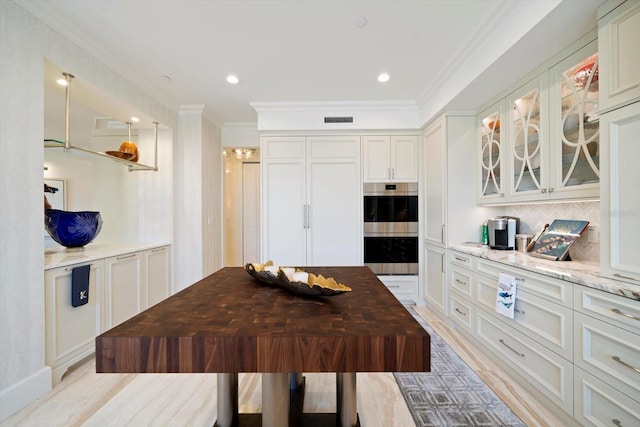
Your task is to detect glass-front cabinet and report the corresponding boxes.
[507,77,548,201]
[549,41,599,200]
[477,106,505,203]
[477,38,599,204]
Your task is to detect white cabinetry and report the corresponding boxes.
[144,246,171,308]
[599,78,640,284]
[598,0,640,112]
[573,286,640,425]
[448,251,575,417]
[363,135,418,182]
[45,245,171,384]
[261,135,361,266]
[45,261,104,385]
[423,115,489,312]
[378,275,419,303]
[445,250,640,424]
[104,252,143,328]
[478,39,600,204]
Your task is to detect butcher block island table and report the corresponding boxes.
[95,266,430,427]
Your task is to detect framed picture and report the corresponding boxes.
[44,179,66,236]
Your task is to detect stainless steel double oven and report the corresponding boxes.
[363,183,418,275]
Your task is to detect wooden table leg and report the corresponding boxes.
[337,373,357,427]
[262,373,289,427]
[216,373,238,427]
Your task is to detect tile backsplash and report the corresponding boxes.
[507,201,600,262]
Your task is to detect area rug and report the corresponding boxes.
[394,308,526,426]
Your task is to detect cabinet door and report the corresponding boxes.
[45,262,102,368]
[423,120,446,245]
[600,101,640,283]
[599,0,640,112]
[363,135,391,182]
[477,106,505,203]
[104,252,143,328]
[307,136,361,265]
[424,244,446,313]
[391,135,418,182]
[261,136,306,265]
[549,40,600,199]
[145,246,171,308]
[506,77,549,201]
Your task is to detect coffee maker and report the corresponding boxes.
[487,216,519,250]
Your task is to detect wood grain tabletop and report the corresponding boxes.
[96,266,430,374]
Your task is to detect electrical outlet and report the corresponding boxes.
[587,225,599,244]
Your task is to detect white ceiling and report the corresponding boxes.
[21,0,603,127]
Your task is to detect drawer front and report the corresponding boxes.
[476,258,572,306]
[449,291,474,334]
[574,366,640,427]
[575,286,640,335]
[449,251,474,269]
[379,276,418,300]
[475,308,573,415]
[575,311,640,400]
[449,267,474,299]
[476,276,573,359]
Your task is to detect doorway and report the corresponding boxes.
[223,148,260,265]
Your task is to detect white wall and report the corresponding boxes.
[0,1,180,419]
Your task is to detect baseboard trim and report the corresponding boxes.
[0,367,52,422]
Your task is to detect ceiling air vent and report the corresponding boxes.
[324,116,353,123]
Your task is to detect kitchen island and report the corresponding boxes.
[95,266,430,427]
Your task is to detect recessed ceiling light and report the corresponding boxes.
[355,16,367,28]
[226,74,239,84]
[130,117,140,123]
[378,73,390,83]
[161,75,172,82]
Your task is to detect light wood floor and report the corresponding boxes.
[2,305,563,427]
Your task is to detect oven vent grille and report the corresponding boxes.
[324,116,353,123]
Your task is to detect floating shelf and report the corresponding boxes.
[44,139,158,171]
[44,72,159,172]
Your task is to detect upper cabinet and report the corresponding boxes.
[598,0,640,113]
[477,39,600,204]
[363,135,418,182]
[477,106,505,203]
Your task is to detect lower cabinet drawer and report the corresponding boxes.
[449,291,474,334]
[378,276,418,300]
[475,308,573,415]
[574,366,640,426]
[449,267,474,299]
[476,276,573,360]
[574,311,640,400]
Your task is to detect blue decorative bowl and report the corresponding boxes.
[45,209,103,248]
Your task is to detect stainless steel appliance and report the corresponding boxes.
[363,183,418,275]
[488,216,519,250]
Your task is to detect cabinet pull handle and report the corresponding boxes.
[514,308,525,315]
[151,247,166,253]
[441,224,445,244]
[499,339,524,357]
[612,308,640,322]
[455,308,466,316]
[612,356,640,373]
[612,419,622,426]
[541,188,547,193]
[548,187,555,193]
[387,285,400,288]
[454,256,466,262]
[613,273,640,283]
[455,279,467,286]
[117,253,137,261]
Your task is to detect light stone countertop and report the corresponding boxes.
[450,243,640,301]
[45,242,171,270]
